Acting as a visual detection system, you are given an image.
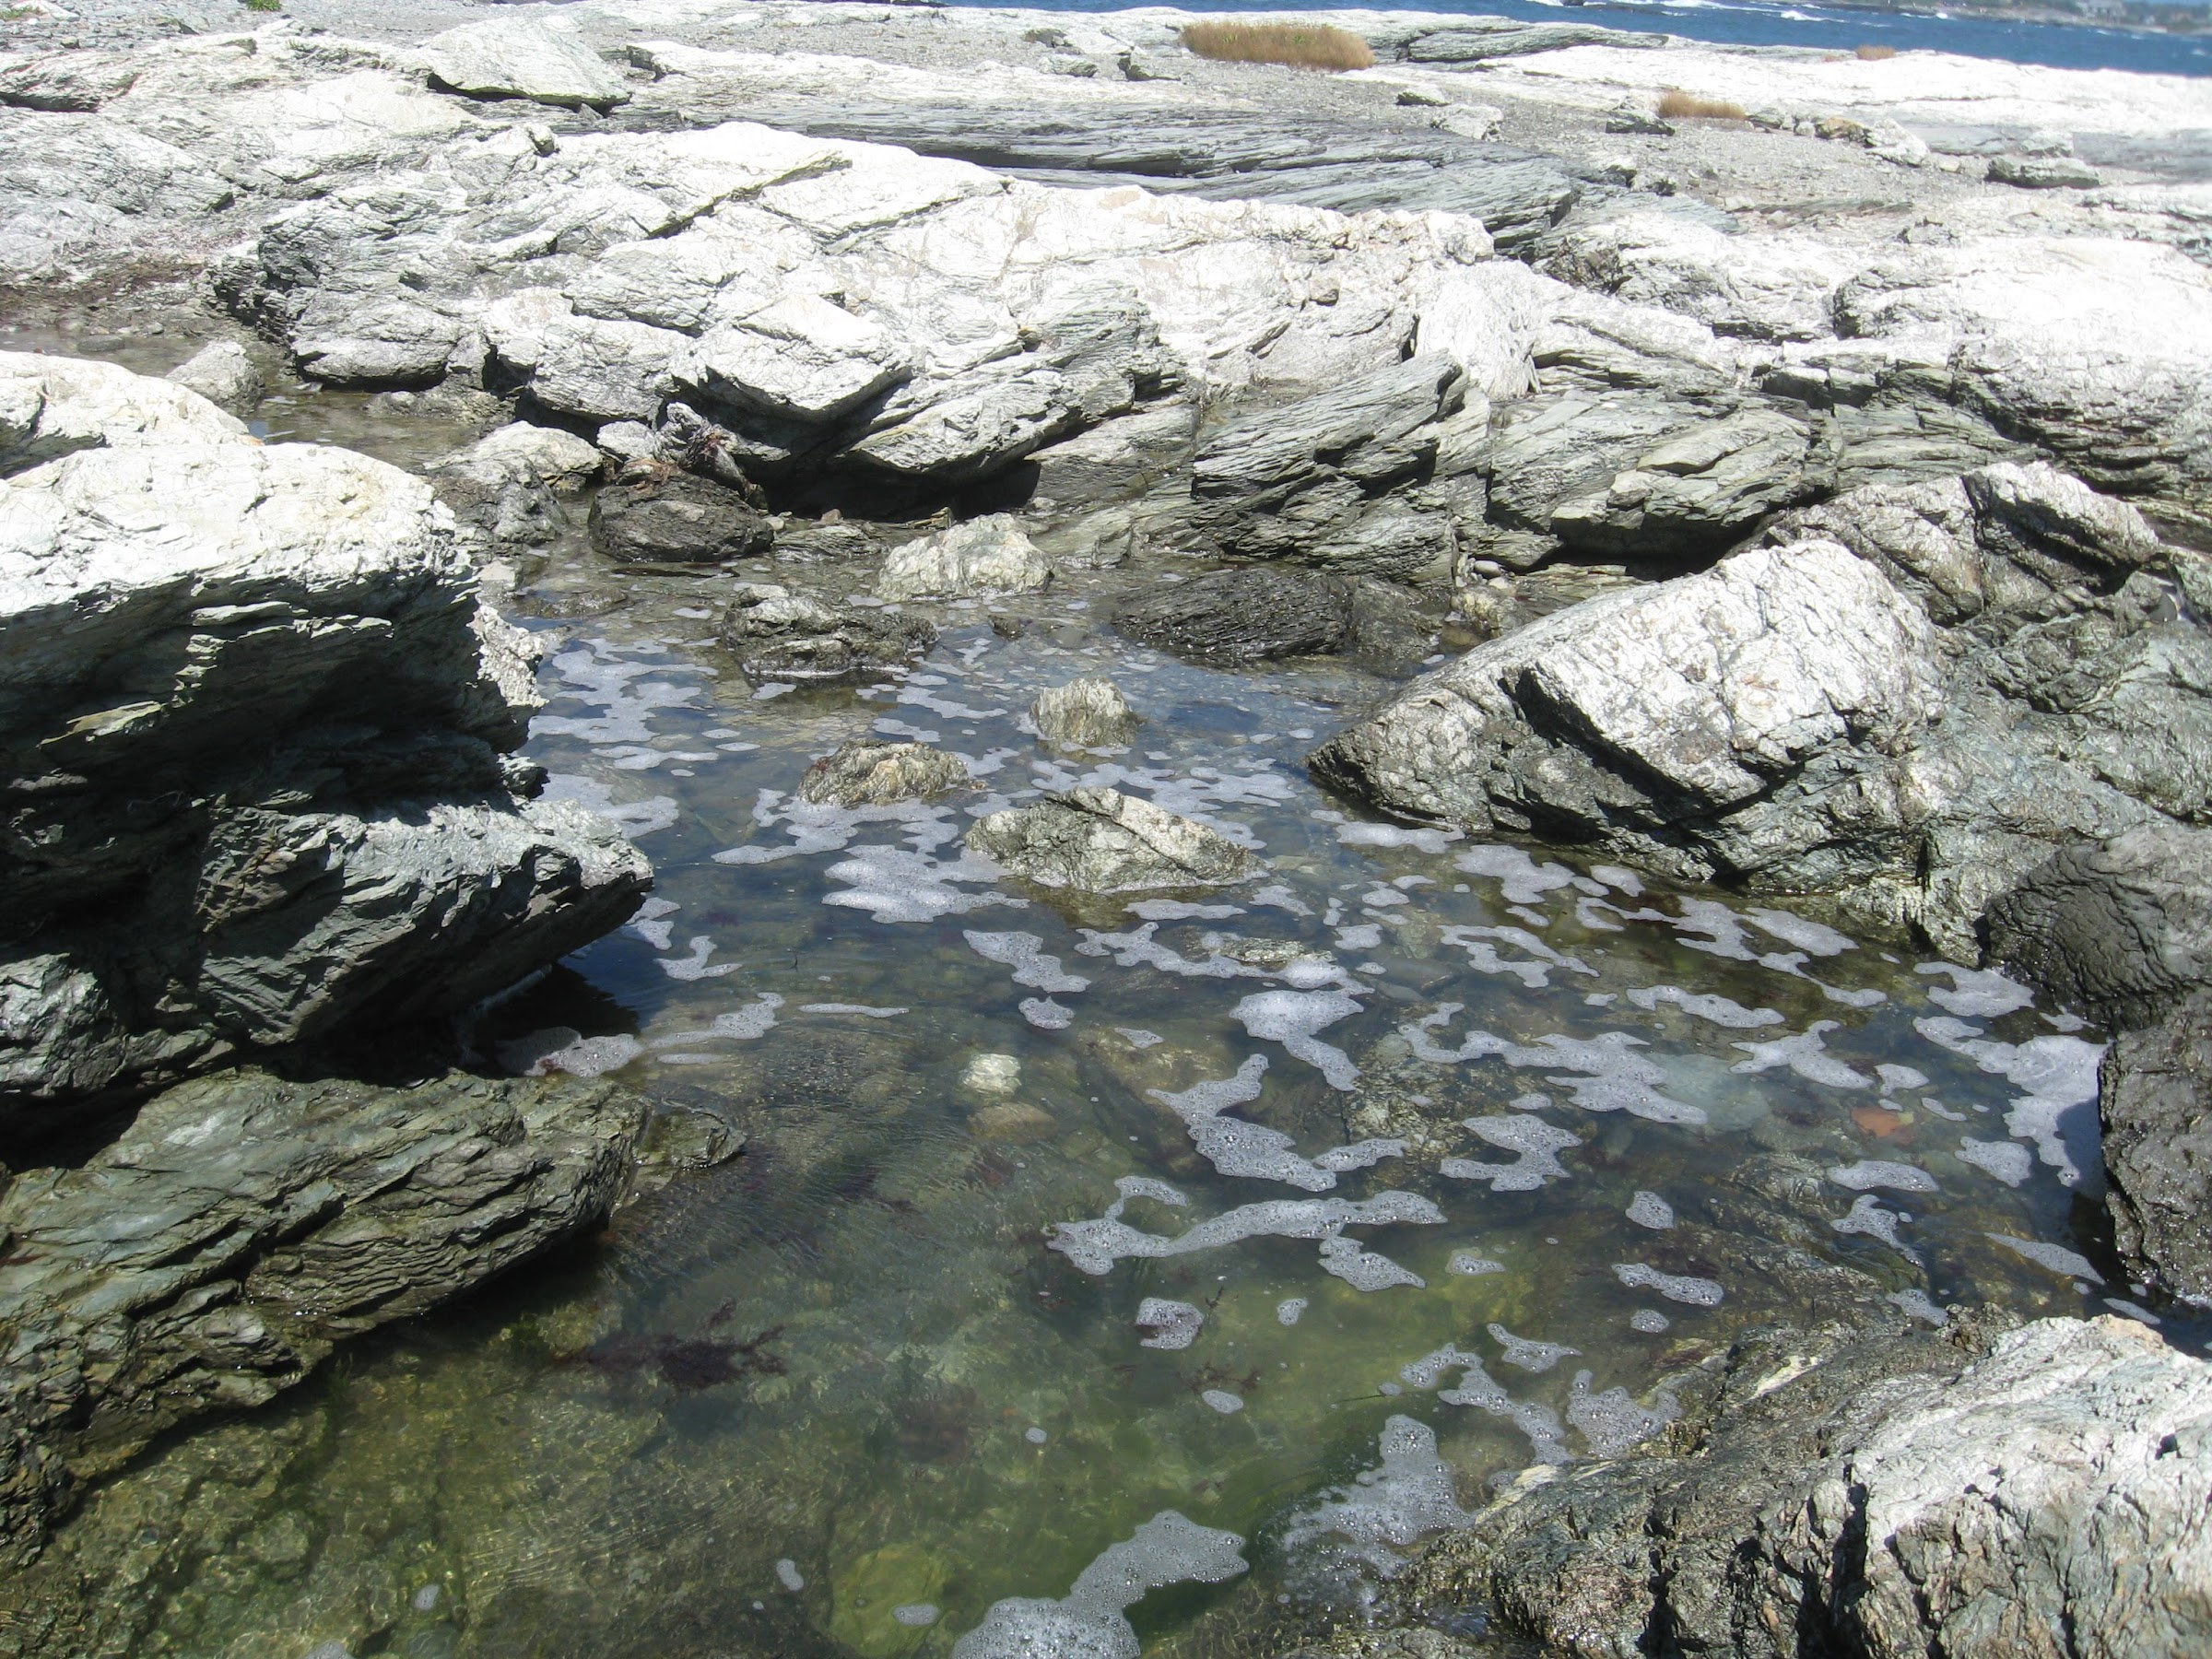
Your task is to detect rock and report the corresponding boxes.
[797,740,970,806]
[1116,567,1431,666]
[429,420,603,547]
[1604,103,1674,136]
[677,292,912,425]
[968,787,1258,892]
[588,471,773,562]
[2100,988,2212,1305]
[716,581,935,684]
[1376,1315,2212,1659]
[160,340,263,418]
[0,353,651,1135]
[876,514,1049,600]
[1030,677,1140,750]
[0,1065,646,1567]
[1989,153,2100,189]
[421,18,631,110]
[1025,406,1195,510]
[1545,406,1815,556]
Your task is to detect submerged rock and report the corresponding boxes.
[716,582,935,684]
[798,740,970,806]
[0,1065,647,1567]
[1116,568,1430,665]
[588,470,773,562]
[877,515,1050,600]
[1030,677,1139,750]
[968,788,1258,892]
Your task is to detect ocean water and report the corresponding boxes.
[969,0,2212,77]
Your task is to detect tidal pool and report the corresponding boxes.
[0,343,2145,1659]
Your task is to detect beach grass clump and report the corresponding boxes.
[1655,88,1748,120]
[1180,20,1377,72]
[1855,42,1899,60]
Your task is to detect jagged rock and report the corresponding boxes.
[1546,405,1815,555]
[1025,406,1196,510]
[429,420,603,547]
[1604,103,1673,136]
[2100,989,2212,1306]
[1182,355,1468,579]
[1116,567,1430,665]
[160,340,263,418]
[716,581,935,684]
[588,470,773,562]
[421,18,631,110]
[877,514,1049,600]
[1030,677,1140,750]
[969,787,1258,892]
[0,1065,646,1567]
[796,739,970,806]
[0,352,651,1135]
[1374,1316,2212,1659]
[677,291,912,425]
[1989,153,2100,189]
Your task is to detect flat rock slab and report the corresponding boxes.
[969,786,1258,892]
[421,18,630,109]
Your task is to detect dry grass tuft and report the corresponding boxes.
[1180,20,1377,72]
[1855,42,1900,60]
[1655,88,1748,121]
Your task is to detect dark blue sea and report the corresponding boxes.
[959,0,2212,76]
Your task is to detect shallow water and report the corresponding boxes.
[6,348,2160,1657]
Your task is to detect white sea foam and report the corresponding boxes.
[1828,1159,1939,1194]
[1566,1371,1679,1456]
[1135,1297,1205,1350]
[963,930,1091,994]
[1831,1194,1916,1259]
[1231,989,1364,1089]
[1612,1263,1724,1306]
[1279,1417,1476,1583]
[1318,1232,1426,1290]
[1488,1324,1580,1373]
[1916,962,2036,1018]
[1403,1006,1705,1125]
[1441,924,1594,989]
[1441,1115,1579,1192]
[1277,1298,1308,1326]
[1050,1186,1443,1277]
[1987,1233,2103,1284]
[1957,1137,2033,1186]
[950,1512,1247,1659]
[1625,1191,1676,1230]
[1339,822,1462,855]
[1625,985,1782,1029]
[1732,1021,1873,1088]
[1914,1018,2103,1191]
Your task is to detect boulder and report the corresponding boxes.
[1115,567,1431,666]
[968,787,1258,892]
[160,341,264,418]
[588,471,773,562]
[421,18,631,110]
[2100,989,2212,1306]
[716,581,935,684]
[0,352,651,1135]
[0,1066,645,1567]
[797,739,970,806]
[429,420,604,547]
[1989,153,2100,189]
[877,514,1050,600]
[1373,1316,2212,1659]
[1030,677,1140,750]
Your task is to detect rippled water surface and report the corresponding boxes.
[9,352,2139,1658]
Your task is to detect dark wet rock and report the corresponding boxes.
[161,340,263,418]
[796,740,970,807]
[1367,1315,2212,1659]
[0,353,651,1136]
[715,582,935,685]
[1116,568,1430,666]
[969,787,1258,892]
[0,1065,648,1567]
[587,470,772,563]
[1030,677,1140,750]
[2100,989,2212,1306]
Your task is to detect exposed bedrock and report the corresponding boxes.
[1312,462,2206,959]
[1343,1314,2212,1659]
[1116,567,1432,667]
[0,352,652,1136]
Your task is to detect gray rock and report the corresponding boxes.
[1115,567,1430,666]
[1405,22,1672,61]
[1024,405,1195,510]
[1604,103,1674,137]
[877,514,1050,600]
[588,471,773,562]
[969,787,1258,892]
[160,340,263,418]
[0,1066,646,1567]
[421,18,631,110]
[1374,1315,2212,1659]
[716,581,935,685]
[1988,153,2100,189]
[2100,988,2212,1305]
[1546,405,1815,557]
[1030,677,1140,750]
[429,420,603,548]
[796,739,970,806]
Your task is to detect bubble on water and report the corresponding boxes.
[1612,1263,1724,1306]
[953,1511,1247,1659]
[1888,1288,1948,1326]
[1021,997,1075,1030]
[1280,1416,1476,1593]
[1986,1233,2103,1284]
[1339,822,1462,854]
[1828,1159,1938,1194]
[626,896,680,951]
[1732,1022,1873,1089]
[1831,1194,1917,1260]
[1438,1357,1571,1464]
[1449,1252,1505,1277]
[1313,1139,1407,1173]
[776,1559,804,1593]
[1135,1298,1205,1350]
[1116,1028,1164,1049]
[1566,1370,1680,1456]
[538,643,702,747]
[659,935,742,982]
[799,1003,909,1018]
[1250,883,1313,917]
[1915,1018,2104,1192]
[1277,1298,1308,1326]
[1441,1116,1579,1193]
[543,772,681,838]
[1957,1137,2033,1186]
[1201,1388,1245,1415]
[826,844,1024,924]
[1128,900,1244,921]
[963,1053,1021,1095]
[1624,985,1782,1029]
[1050,1189,1442,1277]
[894,1604,942,1627]
[1454,845,1597,907]
[1399,1345,1483,1389]
[1742,908,1855,957]
[963,930,1091,994]
[1231,989,1364,1089]
[1916,962,2036,1018]
[1625,1191,1675,1230]
[1077,923,1268,982]
[1877,1063,1929,1096]
[1402,1006,1705,1125]
[413,1585,441,1613]
[1630,1309,1670,1333]
[1440,924,1594,989]
[1489,1324,1580,1373]
[1318,1232,1426,1291]
[497,1029,643,1079]
[1335,924,1384,951]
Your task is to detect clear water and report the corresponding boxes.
[6,344,2152,1658]
[972,0,2212,77]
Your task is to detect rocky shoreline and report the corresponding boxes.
[3,1,2210,1653]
